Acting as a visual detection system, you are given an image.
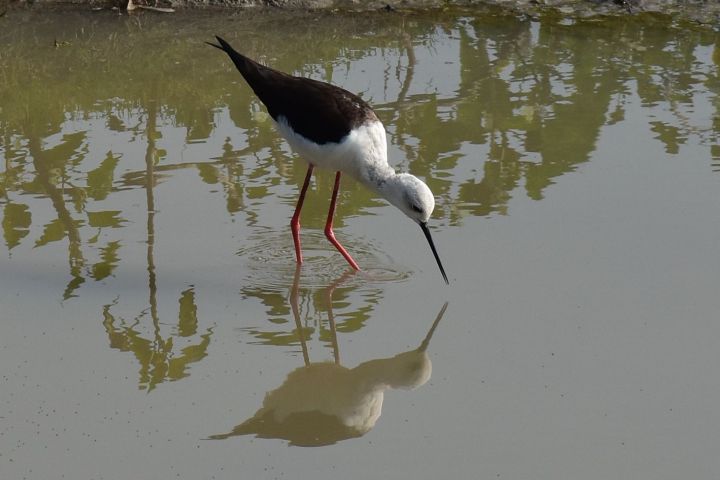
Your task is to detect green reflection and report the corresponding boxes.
[27,131,87,298]
[240,265,388,354]
[102,295,213,391]
[101,100,213,391]
[2,202,31,249]
[0,9,718,300]
[87,152,120,201]
[91,240,120,281]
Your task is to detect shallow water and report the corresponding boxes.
[1,7,720,479]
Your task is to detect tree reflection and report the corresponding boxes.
[101,100,212,391]
[239,267,382,352]
[102,290,213,391]
[1,10,718,294]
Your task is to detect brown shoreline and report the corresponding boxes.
[1,0,719,27]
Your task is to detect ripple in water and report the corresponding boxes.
[236,229,412,290]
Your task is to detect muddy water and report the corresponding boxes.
[1,8,720,479]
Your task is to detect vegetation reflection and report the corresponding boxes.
[0,11,718,401]
[101,99,212,391]
[239,267,382,349]
[2,12,717,300]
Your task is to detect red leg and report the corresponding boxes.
[324,172,360,271]
[291,165,314,265]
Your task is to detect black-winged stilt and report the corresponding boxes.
[208,36,448,284]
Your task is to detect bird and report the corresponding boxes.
[207,36,448,284]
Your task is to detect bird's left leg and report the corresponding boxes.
[291,165,314,265]
[324,171,360,271]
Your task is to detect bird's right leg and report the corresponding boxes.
[324,171,361,271]
[291,164,314,264]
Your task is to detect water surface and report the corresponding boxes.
[1,8,720,479]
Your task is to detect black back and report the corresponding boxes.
[209,36,378,145]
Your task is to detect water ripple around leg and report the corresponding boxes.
[236,229,412,290]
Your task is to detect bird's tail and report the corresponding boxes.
[206,36,270,94]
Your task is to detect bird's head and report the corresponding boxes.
[385,173,435,224]
[384,173,448,284]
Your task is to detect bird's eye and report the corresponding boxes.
[411,204,423,213]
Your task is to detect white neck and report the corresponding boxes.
[360,163,397,196]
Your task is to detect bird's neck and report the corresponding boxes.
[345,120,396,196]
[359,163,397,196]
[361,166,412,217]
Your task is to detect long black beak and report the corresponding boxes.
[420,222,449,284]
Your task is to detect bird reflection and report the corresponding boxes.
[209,268,448,446]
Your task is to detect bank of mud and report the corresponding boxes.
[1,0,719,28]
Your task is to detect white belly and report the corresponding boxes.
[274,116,389,183]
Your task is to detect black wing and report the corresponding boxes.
[209,36,378,145]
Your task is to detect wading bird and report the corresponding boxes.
[208,36,448,284]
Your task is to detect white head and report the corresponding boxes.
[384,173,436,224]
[382,173,448,284]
